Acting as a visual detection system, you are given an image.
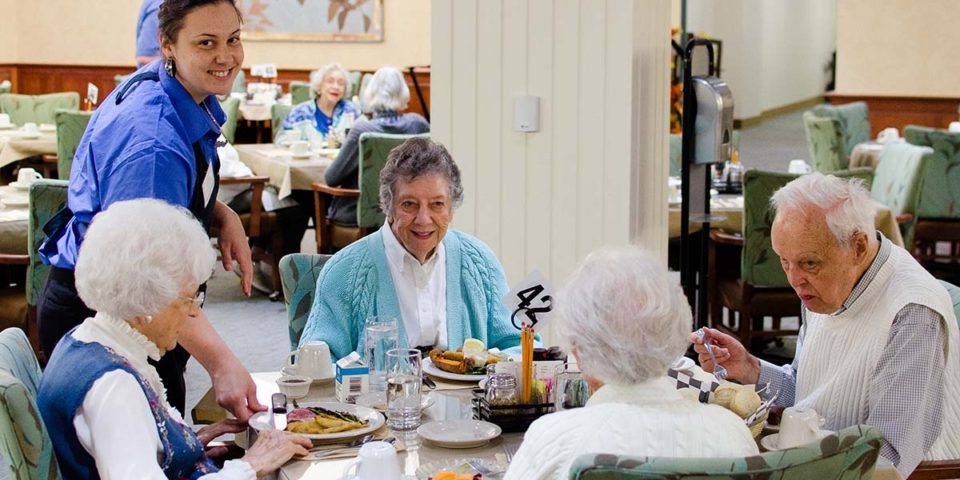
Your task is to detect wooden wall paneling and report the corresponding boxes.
[475,0,503,254]
[0,66,16,91]
[499,0,529,282]
[525,0,554,279]
[575,0,606,261]
[451,0,479,235]
[827,93,960,136]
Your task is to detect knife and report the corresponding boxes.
[271,392,288,431]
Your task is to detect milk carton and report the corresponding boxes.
[335,352,370,403]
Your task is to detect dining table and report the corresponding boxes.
[0,184,30,255]
[0,125,57,169]
[234,144,339,200]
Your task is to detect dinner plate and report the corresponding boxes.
[0,197,28,208]
[415,457,505,479]
[290,152,313,159]
[422,358,485,383]
[417,419,502,449]
[355,391,435,412]
[280,365,334,385]
[671,356,695,372]
[760,430,832,451]
[248,401,384,441]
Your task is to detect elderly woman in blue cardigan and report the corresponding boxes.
[299,137,520,359]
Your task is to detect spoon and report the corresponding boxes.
[695,328,728,381]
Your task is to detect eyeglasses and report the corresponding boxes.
[180,284,207,309]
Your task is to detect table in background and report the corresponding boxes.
[238,101,274,143]
[234,144,338,199]
[850,141,886,169]
[0,128,57,169]
[0,185,29,255]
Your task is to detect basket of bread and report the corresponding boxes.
[711,383,774,438]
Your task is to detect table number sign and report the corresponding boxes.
[503,270,555,402]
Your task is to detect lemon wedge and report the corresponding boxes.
[462,338,485,353]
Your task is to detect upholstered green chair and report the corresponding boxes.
[0,80,10,94]
[803,111,847,173]
[356,73,374,113]
[54,109,92,180]
[312,132,430,253]
[271,103,294,143]
[669,131,741,177]
[113,74,132,87]
[218,96,241,144]
[868,143,931,248]
[279,253,333,350]
[346,71,362,101]
[813,101,871,156]
[709,170,802,350]
[290,80,311,106]
[568,425,881,480]
[832,166,875,190]
[231,69,246,94]
[27,180,69,360]
[0,327,60,479]
[0,92,80,126]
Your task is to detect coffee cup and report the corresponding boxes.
[286,341,333,380]
[787,159,812,174]
[341,441,402,480]
[22,122,38,135]
[949,122,960,133]
[877,127,900,143]
[17,167,42,186]
[778,406,824,449]
[0,114,10,127]
[290,140,309,156]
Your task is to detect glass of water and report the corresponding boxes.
[386,348,422,430]
[363,317,399,394]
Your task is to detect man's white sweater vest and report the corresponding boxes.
[795,245,960,460]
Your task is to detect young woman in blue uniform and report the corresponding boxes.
[38,0,262,420]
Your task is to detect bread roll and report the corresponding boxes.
[729,388,761,418]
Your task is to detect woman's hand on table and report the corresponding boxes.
[690,327,761,384]
[196,418,247,457]
[242,430,312,477]
[214,201,253,297]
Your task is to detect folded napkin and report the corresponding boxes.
[429,377,481,391]
[257,149,294,159]
[668,368,719,403]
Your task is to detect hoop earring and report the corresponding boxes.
[144,315,153,323]
[164,58,176,76]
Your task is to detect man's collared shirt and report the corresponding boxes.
[381,223,447,349]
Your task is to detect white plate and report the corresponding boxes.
[290,152,313,159]
[417,419,501,449]
[760,430,832,451]
[280,365,334,385]
[415,457,505,479]
[9,181,32,191]
[671,356,695,372]
[1,197,28,208]
[249,401,384,441]
[355,391,435,412]
[17,133,39,140]
[422,358,485,383]
[0,124,14,130]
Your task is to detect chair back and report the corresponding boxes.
[870,143,931,247]
[832,166,875,189]
[0,80,10,94]
[346,71,362,101]
[54,109,92,180]
[290,81,311,106]
[568,424,881,480]
[904,126,960,219]
[218,96,241,144]
[741,169,799,287]
[113,74,131,87]
[803,111,847,173]
[27,180,68,309]
[279,253,332,350]
[356,73,374,113]
[812,101,871,156]
[0,327,59,479]
[0,92,80,125]
[357,132,431,228]
[231,69,246,94]
[271,103,294,142]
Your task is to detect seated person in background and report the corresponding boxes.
[505,245,758,480]
[38,199,310,479]
[217,136,310,294]
[275,62,360,144]
[323,66,430,226]
[300,137,519,359]
[692,173,960,478]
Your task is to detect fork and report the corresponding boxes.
[308,436,396,460]
[306,434,374,453]
[695,328,727,381]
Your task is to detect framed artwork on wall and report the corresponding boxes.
[238,0,384,42]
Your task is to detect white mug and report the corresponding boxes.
[787,159,812,174]
[778,406,825,449]
[877,127,900,143]
[17,167,42,185]
[948,122,960,133]
[0,113,10,126]
[287,341,333,380]
[22,122,38,134]
[290,140,309,156]
[341,441,402,480]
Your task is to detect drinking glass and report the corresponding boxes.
[554,363,590,411]
[363,317,399,394]
[386,348,422,430]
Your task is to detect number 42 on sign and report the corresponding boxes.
[503,270,555,332]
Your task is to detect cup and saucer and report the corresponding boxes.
[284,341,335,385]
[760,406,831,451]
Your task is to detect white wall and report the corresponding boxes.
[432,0,671,291]
[836,0,960,97]
[684,0,836,119]
[0,0,18,63]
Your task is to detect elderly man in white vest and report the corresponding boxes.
[692,172,960,478]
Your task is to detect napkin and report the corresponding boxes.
[668,368,719,403]
[428,377,481,391]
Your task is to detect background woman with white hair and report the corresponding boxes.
[275,62,360,143]
[504,246,758,480]
[38,199,311,479]
[323,66,430,226]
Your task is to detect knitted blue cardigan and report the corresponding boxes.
[299,229,521,360]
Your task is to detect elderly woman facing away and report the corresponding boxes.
[275,62,360,143]
[322,66,430,226]
[299,137,519,359]
[38,199,311,479]
[504,246,758,480]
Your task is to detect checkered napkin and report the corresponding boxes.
[668,368,720,403]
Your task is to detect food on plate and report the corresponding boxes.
[429,471,481,480]
[712,384,761,419]
[284,406,368,434]
[428,346,500,375]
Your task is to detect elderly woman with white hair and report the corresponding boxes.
[38,199,311,479]
[504,246,758,480]
[323,66,430,225]
[692,173,960,478]
[276,62,361,142]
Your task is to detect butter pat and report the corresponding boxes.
[335,352,369,403]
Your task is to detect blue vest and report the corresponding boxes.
[38,333,218,479]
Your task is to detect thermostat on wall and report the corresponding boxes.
[514,95,540,132]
